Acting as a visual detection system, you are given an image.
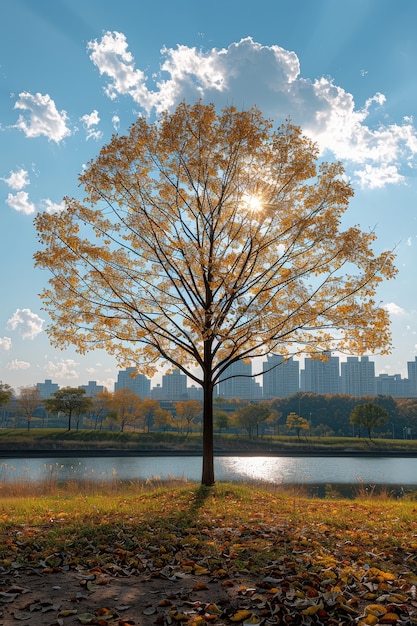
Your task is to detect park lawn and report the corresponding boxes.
[1,481,417,624]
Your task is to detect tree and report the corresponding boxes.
[137,398,160,432]
[153,407,173,431]
[0,383,13,409]
[104,388,142,432]
[17,386,42,431]
[34,102,396,486]
[213,409,230,433]
[175,400,202,435]
[286,411,309,440]
[89,391,109,430]
[350,402,388,439]
[235,403,270,437]
[44,387,92,431]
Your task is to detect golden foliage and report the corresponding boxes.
[34,102,396,392]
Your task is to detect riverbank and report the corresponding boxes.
[1,428,417,457]
[2,446,417,458]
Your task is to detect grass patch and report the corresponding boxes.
[2,481,417,622]
[1,481,417,573]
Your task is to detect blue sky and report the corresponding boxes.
[1,0,417,392]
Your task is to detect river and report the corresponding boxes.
[1,455,417,489]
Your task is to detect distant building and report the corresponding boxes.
[262,355,299,399]
[36,379,59,399]
[115,368,151,397]
[407,357,417,397]
[187,384,203,400]
[302,352,340,394]
[79,381,105,397]
[341,356,376,396]
[376,373,411,398]
[217,360,262,400]
[151,369,189,401]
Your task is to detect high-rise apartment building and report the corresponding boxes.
[79,381,105,397]
[151,369,188,400]
[262,355,299,399]
[340,356,376,396]
[36,379,59,399]
[303,352,340,394]
[114,367,151,398]
[376,373,411,398]
[217,360,262,400]
[407,357,417,397]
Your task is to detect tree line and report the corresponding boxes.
[2,381,417,440]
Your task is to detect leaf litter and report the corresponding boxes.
[1,484,417,625]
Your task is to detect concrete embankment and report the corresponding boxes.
[1,447,417,458]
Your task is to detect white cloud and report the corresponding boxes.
[81,109,100,127]
[80,109,102,140]
[87,33,417,188]
[112,114,120,131]
[1,168,30,190]
[7,308,44,339]
[6,191,36,215]
[0,337,12,351]
[7,359,30,371]
[383,302,406,316]
[41,198,65,214]
[14,91,71,142]
[354,164,405,189]
[97,376,114,392]
[88,31,155,112]
[44,359,79,380]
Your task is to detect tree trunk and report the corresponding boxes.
[201,310,214,487]
[201,379,215,486]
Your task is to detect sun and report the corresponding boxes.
[241,192,263,213]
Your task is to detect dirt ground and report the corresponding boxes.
[2,561,417,625]
[0,567,247,626]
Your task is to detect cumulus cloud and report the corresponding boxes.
[7,308,44,339]
[7,359,30,371]
[41,198,65,214]
[80,109,103,140]
[44,359,79,380]
[112,114,120,131]
[14,91,71,142]
[87,32,417,189]
[0,337,12,351]
[354,164,405,189]
[6,191,36,215]
[383,302,406,316]
[1,168,30,190]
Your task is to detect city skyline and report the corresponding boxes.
[32,353,417,401]
[1,1,417,391]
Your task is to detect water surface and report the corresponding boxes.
[1,454,416,486]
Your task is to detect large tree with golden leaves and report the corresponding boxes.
[34,102,396,485]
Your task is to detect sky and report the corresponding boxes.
[1,0,417,393]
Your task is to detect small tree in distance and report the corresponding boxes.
[235,403,271,437]
[0,383,13,411]
[104,388,142,432]
[214,410,230,434]
[34,102,396,485]
[286,411,310,441]
[350,402,388,439]
[175,400,202,435]
[17,386,42,431]
[44,387,92,431]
